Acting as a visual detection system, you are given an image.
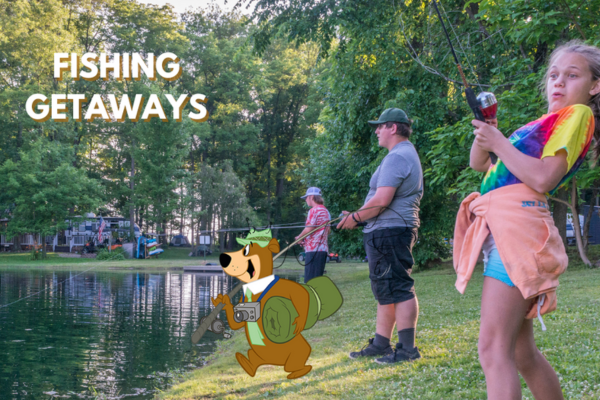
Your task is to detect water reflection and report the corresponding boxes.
[0,269,300,399]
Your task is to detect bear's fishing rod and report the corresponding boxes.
[431,0,498,164]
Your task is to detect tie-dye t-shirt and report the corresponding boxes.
[481,104,594,196]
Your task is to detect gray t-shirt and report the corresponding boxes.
[362,141,423,232]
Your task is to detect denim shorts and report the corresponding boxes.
[483,247,515,287]
[304,251,327,283]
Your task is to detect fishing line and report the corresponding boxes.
[438,0,482,90]
[391,0,509,88]
[274,202,414,272]
[0,264,102,309]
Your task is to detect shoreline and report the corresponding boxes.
[156,264,600,399]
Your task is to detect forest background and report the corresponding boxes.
[1,0,599,267]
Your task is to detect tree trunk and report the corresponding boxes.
[583,186,599,253]
[190,148,195,251]
[139,205,145,233]
[180,182,185,236]
[129,139,135,242]
[569,178,591,266]
[227,232,235,250]
[552,186,568,247]
[14,235,21,253]
[190,196,195,252]
[42,233,47,259]
[275,172,285,224]
[33,234,38,258]
[266,145,272,224]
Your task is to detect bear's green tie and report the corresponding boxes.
[246,288,265,346]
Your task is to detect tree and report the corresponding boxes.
[0,139,99,257]
[239,0,600,265]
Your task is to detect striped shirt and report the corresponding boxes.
[303,205,330,252]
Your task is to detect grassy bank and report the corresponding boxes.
[0,247,337,273]
[157,263,600,400]
[0,247,221,271]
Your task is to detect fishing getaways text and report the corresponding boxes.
[26,53,208,123]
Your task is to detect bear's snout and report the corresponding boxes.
[220,253,232,268]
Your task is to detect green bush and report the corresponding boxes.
[96,247,126,261]
[29,247,41,261]
[413,235,452,270]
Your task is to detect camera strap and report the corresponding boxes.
[242,275,280,303]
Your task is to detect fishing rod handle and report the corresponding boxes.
[191,282,244,344]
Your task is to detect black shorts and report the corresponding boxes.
[363,227,417,305]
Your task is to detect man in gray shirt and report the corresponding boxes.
[338,108,423,364]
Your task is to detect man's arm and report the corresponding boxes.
[337,186,396,229]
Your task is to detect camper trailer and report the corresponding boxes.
[0,216,140,253]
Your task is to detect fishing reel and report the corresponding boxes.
[476,92,498,120]
[467,89,499,164]
[199,316,231,339]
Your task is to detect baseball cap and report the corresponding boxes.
[368,108,410,127]
[301,187,322,199]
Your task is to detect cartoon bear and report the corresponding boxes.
[212,230,316,379]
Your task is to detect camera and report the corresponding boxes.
[233,302,261,323]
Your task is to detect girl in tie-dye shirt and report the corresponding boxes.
[466,41,600,400]
[480,104,593,196]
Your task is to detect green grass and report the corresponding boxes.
[156,262,600,400]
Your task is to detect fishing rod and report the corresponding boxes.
[431,0,498,164]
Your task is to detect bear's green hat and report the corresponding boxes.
[236,228,273,248]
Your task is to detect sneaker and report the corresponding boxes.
[349,338,393,359]
[374,343,421,364]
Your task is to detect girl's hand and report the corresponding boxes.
[485,118,498,128]
[472,119,506,153]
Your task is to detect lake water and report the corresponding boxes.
[0,269,300,399]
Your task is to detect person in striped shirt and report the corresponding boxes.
[295,187,331,283]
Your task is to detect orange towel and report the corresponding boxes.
[453,183,568,319]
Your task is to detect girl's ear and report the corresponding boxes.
[590,80,600,96]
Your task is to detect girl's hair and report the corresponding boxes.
[543,40,600,158]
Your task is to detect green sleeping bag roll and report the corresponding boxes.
[262,276,343,344]
[262,297,298,344]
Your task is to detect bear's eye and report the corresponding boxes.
[244,244,250,256]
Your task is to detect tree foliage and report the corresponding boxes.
[242,0,600,265]
[0,1,321,249]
